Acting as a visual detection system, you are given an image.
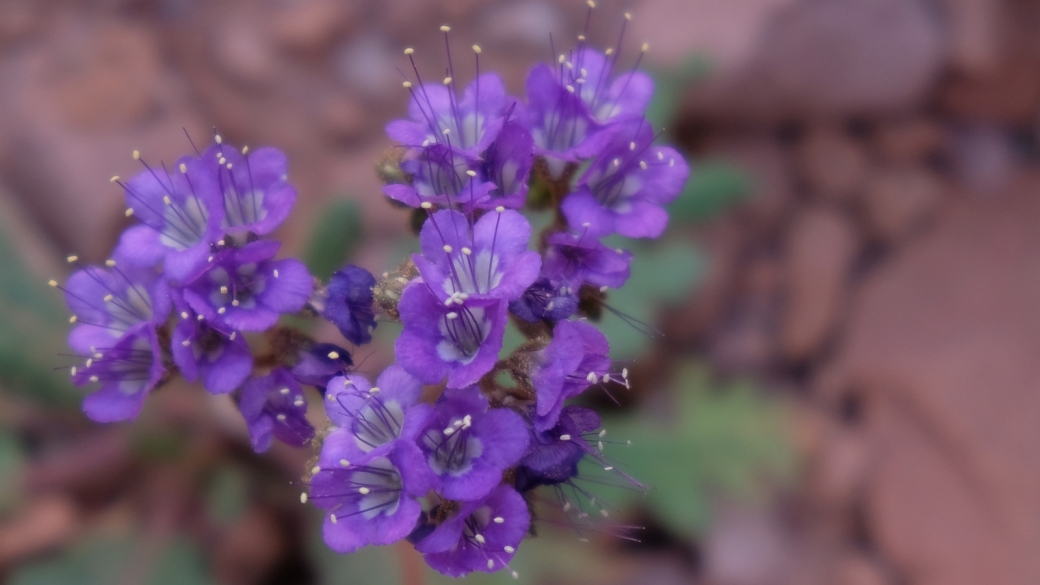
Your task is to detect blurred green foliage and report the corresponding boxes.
[9,536,215,585]
[605,365,798,538]
[599,237,704,359]
[670,160,755,223]
[0,213,78,407]
[646,55,711,132]
[304,198,364,282]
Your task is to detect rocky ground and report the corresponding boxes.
[1,0,1040,584]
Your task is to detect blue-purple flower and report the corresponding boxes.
[290,342,352,389]
[508,276,578,324]
[396,283,507,388]
[561,47,654,123]
[182,240,313,332]
[561,119,689,239]
[416,484,530,577]
[63,257,171,356]
[73,324,167,423]
[530,320,612,432]
[542,231,632,290]
[171,302,252,395]
[238,368,315,452]
[321,265,377,346]
[320,365,431,460]
[418,388,528,501]
[413,208,540,303]
[384,145,494,210]
[515,406,601,491]
[207,144,297,237]
[309,440,434,553]
[386,73,509,156]
[114,153,224,283]
[525,63,613,176]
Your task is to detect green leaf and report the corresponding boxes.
[9,536,216,585]
[602,365,798,537]
[304,198,364,281]
[646,54,712,132]
[205,466,249,527]
[0,430,24,513]
[669,159,755,223]
[597,238,704,359]
[0,200,78,407]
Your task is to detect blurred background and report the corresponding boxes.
[0,0,1039,583]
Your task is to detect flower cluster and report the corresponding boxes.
[55,137,363,452]
[58,17,687,581]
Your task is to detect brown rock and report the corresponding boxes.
[213,507,287,585]
[212,19,277,87]
[780,207,859,361]
[810,427,870,509]
[0,0,39,45]
[872,118,946,164]
[796,127,868,202]
[318,93,367,141]
[0,496,79,566]
[43,20,161,130]
[834,554,890,585]
[684,0,947,121]
[939,58,1040,124]
[710,253,781,373]
[271,0,351,55]
[839,182,1040,584]
[712,134,794,236]
[862,166,942,242]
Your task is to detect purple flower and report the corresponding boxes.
[73,324,167,423]
[319,365,431,461]
[561,47,654,122]
[416,484,530,577]
[321,265,377,346]
[508,277,577,324]
[525,63,613,176]
[290,342,352,389]
[413,208,540,303]
[171,303,252,395]
[309,440,434,553]
[238,368,315,452]
[205,143,297,237]
[515,406,600,491]
[396,283,507,389]
[542,231,632,289]
[418,388,528,501]
[63,258,171,357]
[530,320,611,432]
[386,73,508,156]
[561,119,690,239]
[114,153,224,282]
[479,121,534,210]
[182,240,313,332]
[384,145,495,210]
